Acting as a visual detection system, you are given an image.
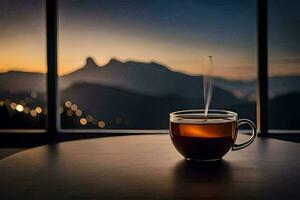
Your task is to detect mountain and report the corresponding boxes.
[0,71,46,92]
[61,57,300,99]
[61,82,242,129]
[1,81,298,129]
[213,76,300,100]
[268,76,300,98]
[61,82,300,129]
[1,57,300,100]
[61,57,203,98]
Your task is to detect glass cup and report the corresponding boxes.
[169,109,257,161]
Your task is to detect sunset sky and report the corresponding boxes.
[0,0,299,80]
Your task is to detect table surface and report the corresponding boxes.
[0,134,299,200]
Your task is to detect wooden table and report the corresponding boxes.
[0,135,299,199]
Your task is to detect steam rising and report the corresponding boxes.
[203,56,214,117]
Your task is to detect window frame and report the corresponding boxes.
[49,0,270,134]
[48,0,267,134]
[2,0,299,134]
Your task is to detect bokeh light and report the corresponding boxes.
[70,104,78,111]
[16,104,24,112]
[35,106,42,114]
[10,102,17,110]
[80,118,87,125]
[30,110,37,117]
[75,109,82,117]
[98,121,106,128]
[65,100,72,108]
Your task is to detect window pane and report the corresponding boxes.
[0,0,46,129]
[58,0,256,130]
[268,0,300,130]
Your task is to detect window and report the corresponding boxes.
[2,0,296,133]
[58,0,257,130]
[268,0,300,130]
[0,0,46,129]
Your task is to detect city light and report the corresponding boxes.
[30,110,37,117]
[70,104,78,111]
[98,121,106,128]
[2,96,110,129]
[35,106,42,114]
[16,104,24,112]
[80,118,87,125]
[65,101,72,108]
[10,102,17,110]
[75,109,82,117]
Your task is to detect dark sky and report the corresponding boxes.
[60,0,255,47]
[58,0,257,78]
[269,0,300,57]
[0,0,299,78]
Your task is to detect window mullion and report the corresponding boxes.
[46,0,58,133]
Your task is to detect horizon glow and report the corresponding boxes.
[0,0,299,80]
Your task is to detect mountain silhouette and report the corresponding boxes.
[1,58,300,129]
[61,82,242,129]
[1,57,300,100]
[0,71,46,92]
[61,57,203,98]
[84,57,100,69]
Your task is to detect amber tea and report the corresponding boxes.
[169,110,256,161]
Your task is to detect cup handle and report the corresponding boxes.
[232,119,257,151]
